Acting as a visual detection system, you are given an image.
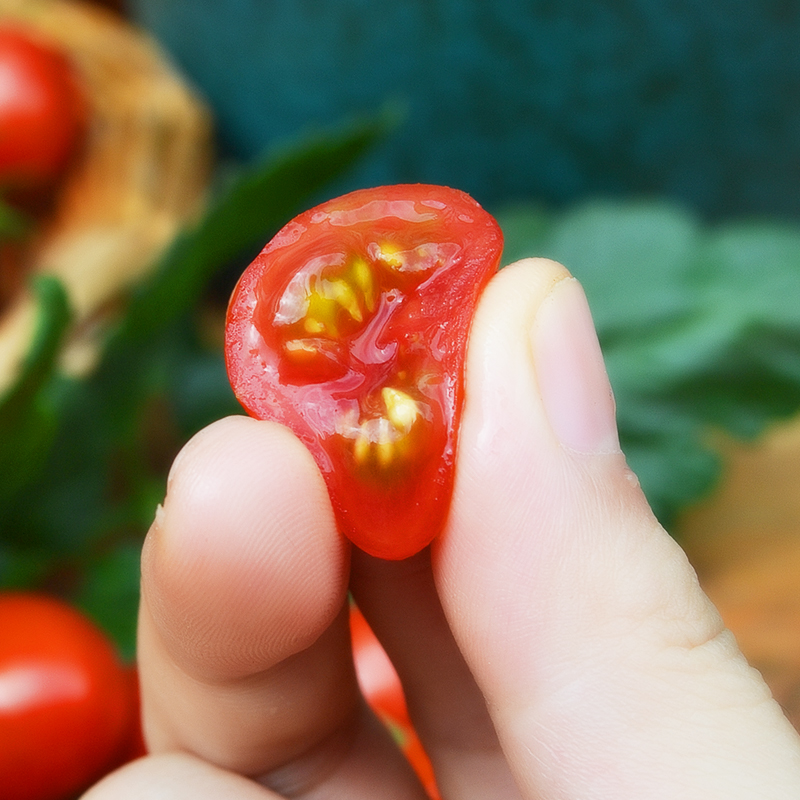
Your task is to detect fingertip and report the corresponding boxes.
[141,415,349,680]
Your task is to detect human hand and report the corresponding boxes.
[83,258,800,799]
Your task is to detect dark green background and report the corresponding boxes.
[128,0,800,219]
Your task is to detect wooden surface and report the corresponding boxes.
[680,415,800,730]
[0,0,212,391]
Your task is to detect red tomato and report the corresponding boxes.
[0,27,86,191]
[225,184,503,559]
[0,593,136,800]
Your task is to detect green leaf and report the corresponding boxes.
[114,110,396,348]
[501,199,702,336]
[0,198,31,240]
[0,277,70,510]
[75,541,142,661]
[497,199,800,527]
[0,276,70,406]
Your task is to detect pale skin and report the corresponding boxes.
[83,259,800,799]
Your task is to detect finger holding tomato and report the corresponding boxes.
[88,256,800,800]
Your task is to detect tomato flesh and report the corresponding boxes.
[225,185,503,559]
[349,604,409,726]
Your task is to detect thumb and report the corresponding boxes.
[434,258,800,799]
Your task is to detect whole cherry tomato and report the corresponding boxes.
[225,184,503,559]
[0,26,87,191]
[0,593,136,800]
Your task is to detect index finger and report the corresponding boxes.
[137,416,426,798]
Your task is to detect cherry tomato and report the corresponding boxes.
[0,593,136,800]
[225,184,503,559]
[0,26,86,191]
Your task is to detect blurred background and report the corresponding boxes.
[1,0,800,786]
[133,0,800,221]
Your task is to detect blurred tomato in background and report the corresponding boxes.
[0,26,86,194]
[0,593,138,800]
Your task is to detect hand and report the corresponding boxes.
[83,259,800,799]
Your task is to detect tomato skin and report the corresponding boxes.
[0,593,135,800]
[225,184,503,560]
[0,27,86,191]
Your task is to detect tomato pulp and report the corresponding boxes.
[225,185,503,559]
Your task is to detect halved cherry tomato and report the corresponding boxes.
[0,593,135,800]
[0,27,87,192]
[225,184,503,559]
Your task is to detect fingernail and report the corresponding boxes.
[531,277,620,455]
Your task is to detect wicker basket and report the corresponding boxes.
[0,0,212,391]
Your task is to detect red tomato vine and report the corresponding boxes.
[350,604,439,799]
